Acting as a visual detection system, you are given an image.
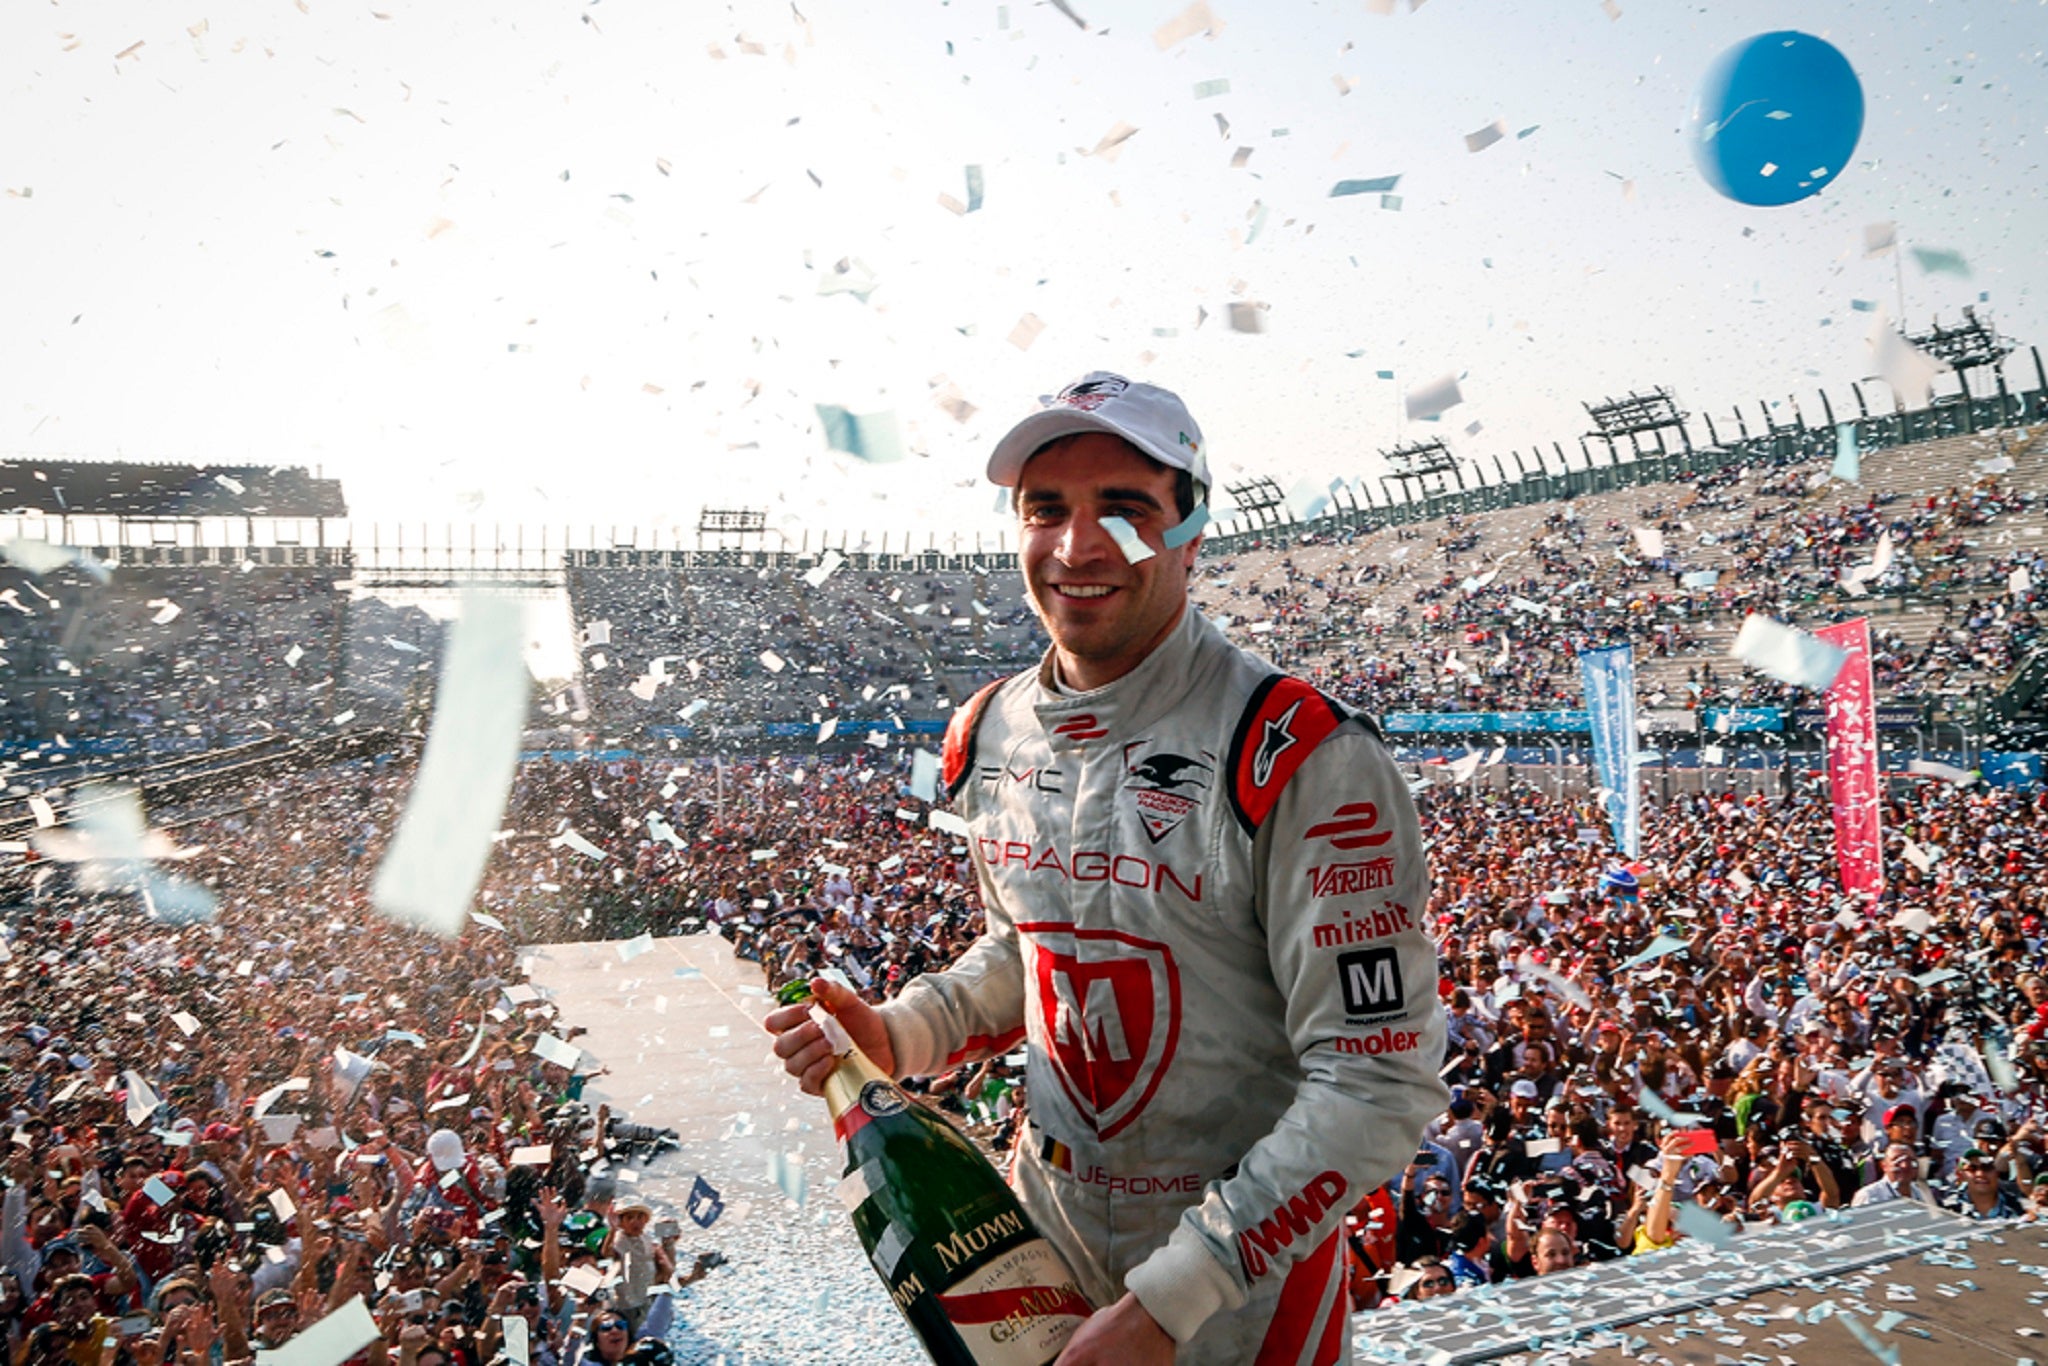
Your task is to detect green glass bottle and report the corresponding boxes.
[779,982,1090,1364]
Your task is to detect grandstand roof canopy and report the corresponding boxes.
[0,460,346,518]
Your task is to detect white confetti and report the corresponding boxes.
[372,595,527,937]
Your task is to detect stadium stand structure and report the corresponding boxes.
[4,348,2045,765]
[0,458,347,517]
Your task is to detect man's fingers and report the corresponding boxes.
[761,1004,809,1035]
[769,1019,821,1061]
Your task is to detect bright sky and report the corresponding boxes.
[4,0,2043,542]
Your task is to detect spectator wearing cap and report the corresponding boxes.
[601,1201,701,1340]
[1968,1115,2038,1187]
[29,1274,110,1366]
[1475,1080,1546,1186]
[1423,1095,1486,1177]
[1586,1020,1628,1090]
[1852,1056,1925,1145]
[250,1286,302,1350]
[1860,1106,1923,1185]
[1930,1089,1993,1173]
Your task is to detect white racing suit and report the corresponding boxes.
[880,607,1448,1365]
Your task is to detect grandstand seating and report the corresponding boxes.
[563,564,1038,737]
[0,563,348,754]
[1194,425,2046,726]
[2,419,2041,764]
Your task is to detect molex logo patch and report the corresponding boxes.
[1019,923,1181,1141]
[1336,945,1405,1019]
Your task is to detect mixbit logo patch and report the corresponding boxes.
[1122,742,1213,843]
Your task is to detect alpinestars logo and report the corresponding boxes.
[1122,742,1213,843]
[1251,699,1302,786]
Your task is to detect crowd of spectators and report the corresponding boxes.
[455,744,2048,1302]
[1193,466,2044,722]
[4,425,2047,1356]
[0,567,348,755]
[4,676,2047,1358]
[1,762,704,1366]
[562,567,1037,738]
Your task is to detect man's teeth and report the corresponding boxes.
[1060,586,1114,598]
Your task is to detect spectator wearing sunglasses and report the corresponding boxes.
[1939,1148,2027,1220]
[1404,1258,1457,1301]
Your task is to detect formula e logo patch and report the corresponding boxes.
[1336,946,1405,1019]
[1303,801,1393,851]
[1019,923,1181,1141]
[1050,713,1108,743]
[1121,742,1213,843]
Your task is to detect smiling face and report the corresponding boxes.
[1016,434,1199,692]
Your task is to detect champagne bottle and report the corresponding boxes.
[780,982,1090,1364]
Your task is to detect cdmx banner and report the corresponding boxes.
[1817,619,1883,904]
[1579,644,1640,858]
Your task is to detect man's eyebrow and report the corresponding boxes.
[1017,485,1165,509]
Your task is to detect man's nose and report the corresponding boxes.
[1056,512,1114,566]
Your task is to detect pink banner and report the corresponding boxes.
[1818,619,1883,904]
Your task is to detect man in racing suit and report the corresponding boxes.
[769,372,1446,1364]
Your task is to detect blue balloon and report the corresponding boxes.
[1690,31,1864,207]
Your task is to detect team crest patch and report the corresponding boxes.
[1122,741,1213,843]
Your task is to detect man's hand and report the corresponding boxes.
[535,1185,568,1231]
[1055,1293,1172,1365]
[763,978,894,1094]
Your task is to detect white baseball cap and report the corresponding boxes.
[986,372,1210,495]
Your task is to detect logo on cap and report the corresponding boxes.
[1055,374,1130,412]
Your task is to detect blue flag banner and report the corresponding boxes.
[1580,645,1640,858]
[687,1173,725,1228]
[1832,422,1861,483]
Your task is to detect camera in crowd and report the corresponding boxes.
[546,1102,682,1167]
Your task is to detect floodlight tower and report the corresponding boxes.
[1223,477,1289,533]
[1583,388,1692,464]
[1377,437,1461,504]
[696,508,769,551]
